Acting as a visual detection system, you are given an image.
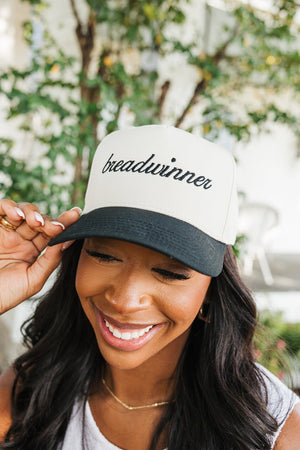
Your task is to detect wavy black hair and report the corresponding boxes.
[2,241,279,449]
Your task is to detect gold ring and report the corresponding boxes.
[0,216,18,231]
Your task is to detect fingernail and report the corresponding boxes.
[62,240,75,251]
[34,211,45,226]
[51,221,65,230]
[71,207,82,215]
[15,207,25,219]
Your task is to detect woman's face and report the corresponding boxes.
[75,238,211,371]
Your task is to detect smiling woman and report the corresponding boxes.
[76,238,211,367]
[0,125,299,450]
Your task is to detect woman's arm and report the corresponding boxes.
[275,403,300,449]
[0,366,15,440]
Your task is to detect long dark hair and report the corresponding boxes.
[2,242,278,449]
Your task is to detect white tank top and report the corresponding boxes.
[60,366,299,450]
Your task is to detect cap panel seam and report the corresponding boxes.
[221,153,237,243]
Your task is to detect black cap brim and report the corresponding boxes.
[49,207,225,276]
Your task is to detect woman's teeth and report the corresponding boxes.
[104,319,153,340]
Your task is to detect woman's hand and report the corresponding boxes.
[0,200,81,315]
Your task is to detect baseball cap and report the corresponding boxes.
[49,125,238,276]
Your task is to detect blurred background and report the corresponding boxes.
[0,0,299,389]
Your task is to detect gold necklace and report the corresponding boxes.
[101,377,171,411]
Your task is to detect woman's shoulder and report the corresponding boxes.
[257,364,299,406]
[0,366,15,440]
[275,403,300,449]
[256,364,300,449]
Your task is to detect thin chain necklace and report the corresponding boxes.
[101,377,171,411]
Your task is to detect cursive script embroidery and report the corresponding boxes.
[102,153,213,189]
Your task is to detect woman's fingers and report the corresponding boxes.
[0,201,46,237]
[0,200,81,252]
[0,200,82,257]
[25,209,81,295]
[0,199,26,226]
[0,200,81,231]
[56,207,82,227]
[31,207,81,252]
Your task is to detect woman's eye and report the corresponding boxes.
[85,249,121,262]
[152,268,190,280]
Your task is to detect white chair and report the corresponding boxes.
[238,202,279,286]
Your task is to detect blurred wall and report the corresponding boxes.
[236,123,300,254]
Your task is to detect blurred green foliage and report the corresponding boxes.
[0,0,299,214]
[255,309,300,387]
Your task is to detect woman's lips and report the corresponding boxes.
[97,310,164,351]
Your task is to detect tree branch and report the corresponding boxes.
[69,0,98,193]
[158,80,171,118]
[69,0,81,29]
[212,27,238,65]
[69,0,96,73]
[175,28,238,128]
[175,79,206,128]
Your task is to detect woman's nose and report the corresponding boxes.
[104,271,153,314]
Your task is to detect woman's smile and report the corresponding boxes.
[97,309,165,351]
[75,237,211,370]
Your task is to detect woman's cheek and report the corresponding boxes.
[160,290,206,327]
[75,255,99,298]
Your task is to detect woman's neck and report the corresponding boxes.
[103,332,187,405]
